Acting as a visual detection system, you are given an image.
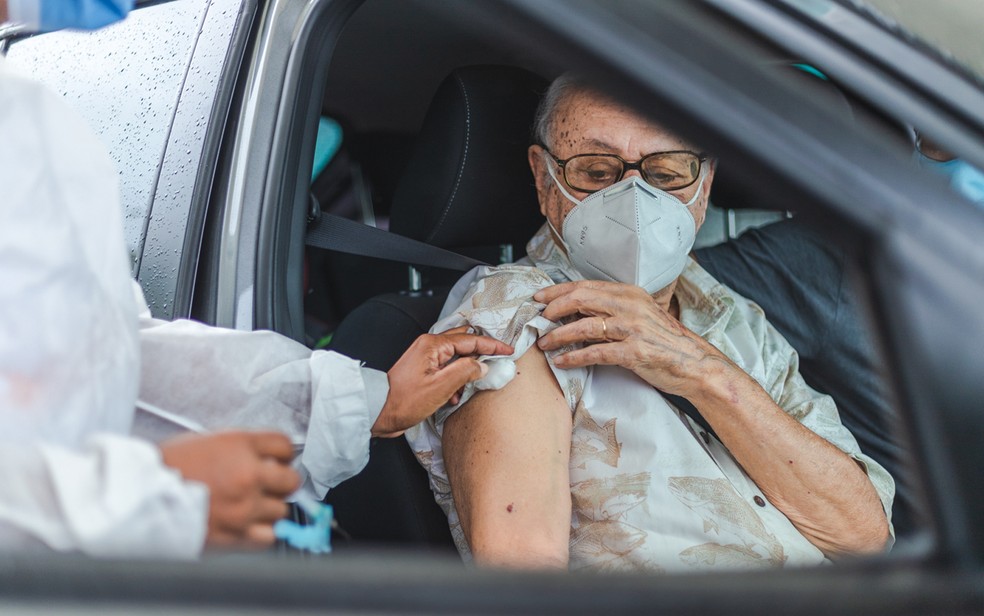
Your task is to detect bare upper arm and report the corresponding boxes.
[442,345,573,567]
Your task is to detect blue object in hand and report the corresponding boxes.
[274,497,334,554]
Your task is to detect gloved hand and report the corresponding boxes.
[159,431,300,548]
[372,327,513,438]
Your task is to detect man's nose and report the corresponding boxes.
[622,168,644,181]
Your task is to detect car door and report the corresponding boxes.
[5,0,258,322]
[240,0,984,608]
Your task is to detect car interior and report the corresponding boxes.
[288,0,925,556]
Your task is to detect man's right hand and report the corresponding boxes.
[159,431,300,549]
[372,328,513,438]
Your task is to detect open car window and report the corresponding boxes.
[291,0,984,573]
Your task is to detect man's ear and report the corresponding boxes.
[702,158,717,202]
[528,144,550,217]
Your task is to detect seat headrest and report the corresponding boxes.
[389,66,548,249]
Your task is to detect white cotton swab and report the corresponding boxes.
[473,357,518,391]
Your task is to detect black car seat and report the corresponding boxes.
[324,65,548,549]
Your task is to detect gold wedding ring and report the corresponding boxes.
[600,317,608,340]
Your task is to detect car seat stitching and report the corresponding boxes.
[376,297,414,315]
[427,72,470,243]
[375,296,442,328]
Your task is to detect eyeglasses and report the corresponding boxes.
[544,148,707,193]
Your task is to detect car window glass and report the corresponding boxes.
[5,1,206,275]
[859,0,984,81]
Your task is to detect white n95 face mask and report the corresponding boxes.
[547,162,703,294]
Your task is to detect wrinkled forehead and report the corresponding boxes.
[549,87,694,155]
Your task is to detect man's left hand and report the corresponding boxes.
[534,280,735,399]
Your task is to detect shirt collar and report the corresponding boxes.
[525,223,584,284]
[675,260,734,338]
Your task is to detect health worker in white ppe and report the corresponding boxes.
[0,0,511,559]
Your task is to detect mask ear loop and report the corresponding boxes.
[679,166,708,208]
[544,155,584,207]
[542,153,581,254]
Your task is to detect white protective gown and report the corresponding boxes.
[0,57,385,558]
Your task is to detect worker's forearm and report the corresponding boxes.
[1,0,8,23]
[690,363,890,557]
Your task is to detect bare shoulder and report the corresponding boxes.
[448,345,566,428]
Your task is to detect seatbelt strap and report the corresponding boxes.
[307,209,717,441]
[305,212,489,272]
[659,390,719,442]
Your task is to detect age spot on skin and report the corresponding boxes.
[507,503,514,513]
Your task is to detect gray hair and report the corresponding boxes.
[532,73,596,149]
[533,73,711,163]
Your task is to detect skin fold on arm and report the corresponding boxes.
[442,346,573,569]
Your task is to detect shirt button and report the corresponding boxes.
[753,496,766,507]
[700,431,710,444]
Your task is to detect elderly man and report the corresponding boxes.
[405,74,894,572]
